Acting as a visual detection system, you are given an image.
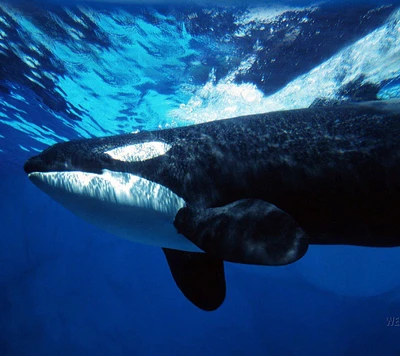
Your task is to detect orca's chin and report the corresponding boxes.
[27,170,200,252]
[27,170,185,216]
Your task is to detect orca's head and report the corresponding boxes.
[24,137,200,252]
[24,139,109,175]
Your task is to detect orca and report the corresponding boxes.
[24,99,400,311]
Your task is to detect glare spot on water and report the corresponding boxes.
[24,74,45,89]
[22,55,40,68]
[19,144,29,152]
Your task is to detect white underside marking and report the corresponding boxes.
[104,141,172,162]
[28,170,202,252]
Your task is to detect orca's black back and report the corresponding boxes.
[129,103,400,247]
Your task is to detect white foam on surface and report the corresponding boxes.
[170,8,400,124]
[234,4,314,26]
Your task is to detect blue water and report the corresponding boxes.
[1,1,400,355]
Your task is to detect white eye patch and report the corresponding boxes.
[104,141,172,162]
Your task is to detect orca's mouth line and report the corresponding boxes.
[27,170,105,177]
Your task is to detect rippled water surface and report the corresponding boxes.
[0,2,399,166]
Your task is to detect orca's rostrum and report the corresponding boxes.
[24,99,400,311]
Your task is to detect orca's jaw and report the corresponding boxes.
[28,170,201,252]
[28,170,184,217]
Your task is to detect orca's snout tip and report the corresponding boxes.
[24,156,41,175]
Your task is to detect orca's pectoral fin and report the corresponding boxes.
[162,248,226,311]
[174,199,309,266]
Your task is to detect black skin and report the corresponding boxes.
[25,100,400,248]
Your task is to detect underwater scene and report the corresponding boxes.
[1,0,400,355]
